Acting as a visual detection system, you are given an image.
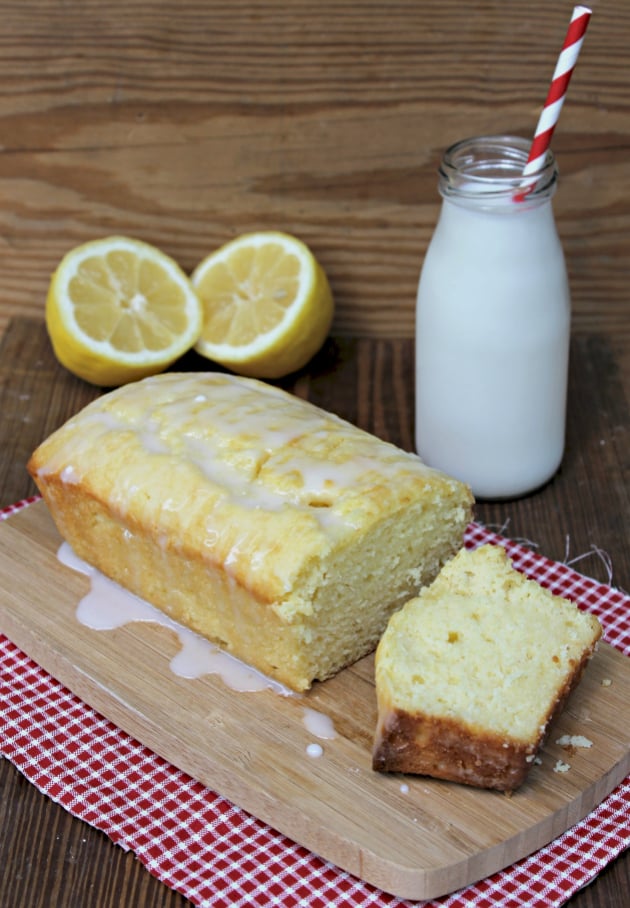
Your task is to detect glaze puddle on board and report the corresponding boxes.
[57,542,338,745]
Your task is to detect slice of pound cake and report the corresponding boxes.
[372,543,602,791]
[28,371,473,692]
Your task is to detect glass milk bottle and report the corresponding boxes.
[415,135,571,499]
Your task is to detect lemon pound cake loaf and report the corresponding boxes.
[28,372,473,692]
[373,543,602,790]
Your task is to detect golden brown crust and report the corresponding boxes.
[373,709,534,791]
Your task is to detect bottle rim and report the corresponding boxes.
[438,135,558,203]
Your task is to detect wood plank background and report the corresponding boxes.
[0,0,628,343]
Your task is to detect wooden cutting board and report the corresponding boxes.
[1,500,629,901]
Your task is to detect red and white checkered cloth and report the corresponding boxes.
[1,498,629,908]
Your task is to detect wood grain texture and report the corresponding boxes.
[0,319,628,906]
[1,499,629,901]
[0,0,628,342]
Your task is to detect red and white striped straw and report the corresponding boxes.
[522,5,592,178]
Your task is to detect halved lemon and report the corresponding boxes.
[191,231,334,379]
[46,236,203,387]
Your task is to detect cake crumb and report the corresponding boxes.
[556,734,593,750]
[600,678,612,687]
[554,760,571,773]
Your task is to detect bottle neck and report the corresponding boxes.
[438,135,558,211]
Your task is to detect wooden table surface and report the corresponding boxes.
[0,1,628,906]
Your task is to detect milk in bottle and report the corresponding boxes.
[415,135,571,499]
